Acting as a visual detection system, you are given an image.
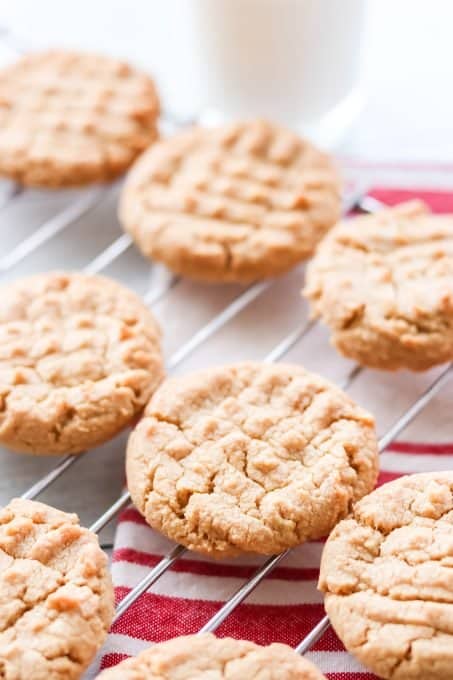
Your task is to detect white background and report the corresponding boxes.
[0,0,452,162]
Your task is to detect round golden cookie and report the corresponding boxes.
[319,472,453,680]
[304,200,453,371]
[0,498,114,680]
[0,49,159,187]
[119,119,342,283]
[0,271,163,455]
[96,633,325,679]
[126,361,378,558]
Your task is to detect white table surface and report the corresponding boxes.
[0,1,451,542]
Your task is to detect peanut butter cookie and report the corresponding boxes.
[126,362,378,558]
[319,471,453,680]
[0,498,113,680]
[120,119,341,283]
[0,50,159,187]
[0,271,163,455]
[96,633,325,679]
[304,201,453,371]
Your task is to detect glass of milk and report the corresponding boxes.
[191,0,366,148]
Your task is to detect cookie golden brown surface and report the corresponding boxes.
[126,361,378,558]
[120,119,341,283]
[0,50,159,187]
[319,472,453,680]
[96,633,326,679]
[0,498,114,680]
[0,271,163,455]
[304,200,453,371]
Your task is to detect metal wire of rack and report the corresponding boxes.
[0,26,452,677]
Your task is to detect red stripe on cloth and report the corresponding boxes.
[100,654,129,671]
[312,628,380,678]
[377,470,405,486]
[113,547,319,581]
[113,588,325,648]
[100,654,378,679]
[311,623,347,652]
[118,506,148,526]
[327,675,377,680]
[216,603,329,649]
[369,187,453,212]
[387,440,453,455]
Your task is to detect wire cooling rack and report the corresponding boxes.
[0,25,452,677]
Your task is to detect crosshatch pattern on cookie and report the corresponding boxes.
[126,362,379,557]
[319,472,453,680]
[120,120,342,282]
[304,200,453,371]
[0,50,159,187]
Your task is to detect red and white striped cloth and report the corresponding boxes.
[96,186,453,679]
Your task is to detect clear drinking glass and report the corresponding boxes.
[191,0,367,148]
